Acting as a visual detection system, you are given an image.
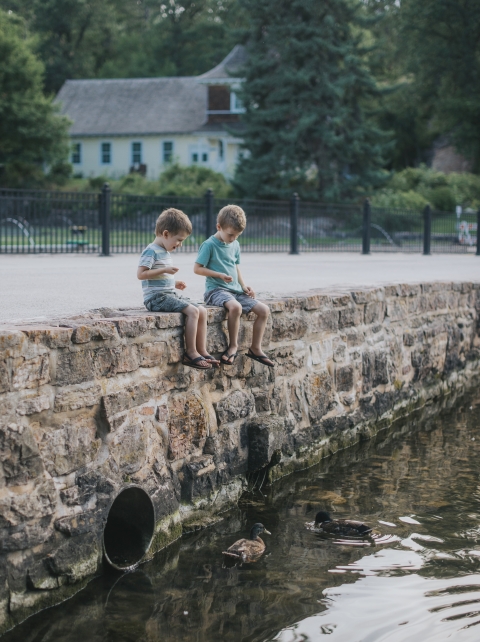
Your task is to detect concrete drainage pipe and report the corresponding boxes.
[103,486,155,571]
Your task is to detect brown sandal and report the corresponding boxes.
[202,354,220,368]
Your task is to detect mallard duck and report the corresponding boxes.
[223,523,271,562]
[313,511,372,537]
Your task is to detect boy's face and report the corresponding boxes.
[159,230,189,251]
[216,225,242,244]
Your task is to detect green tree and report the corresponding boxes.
[0,9,71,186]
[363,0,435,170]
[234,0,389,201]
[400,0,480,171]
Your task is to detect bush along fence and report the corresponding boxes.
[0,184,479,255]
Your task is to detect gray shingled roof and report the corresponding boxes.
[198,45,247,81]
[56,76,207,136]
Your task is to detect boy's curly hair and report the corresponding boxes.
[217,204,246,232]
[155,208,192,236]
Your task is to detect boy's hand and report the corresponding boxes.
[219,273,233,283]
[175,281,187,290]
[164,266,179,275]
[243,286,255,298]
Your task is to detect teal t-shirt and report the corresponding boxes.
[196,235,243,293]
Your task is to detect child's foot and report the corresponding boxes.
[220,349,238,366]
[182,352,212,370]
[246,348,274,368]
[201,354,220,368]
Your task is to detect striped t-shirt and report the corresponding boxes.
[138,242,175,302]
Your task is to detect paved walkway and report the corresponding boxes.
[0,252,478,323]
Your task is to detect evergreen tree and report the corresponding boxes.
[235,0,389,201]
[400,0,480,171]
[0,9,70,186]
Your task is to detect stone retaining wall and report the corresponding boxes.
[1,281,479,632]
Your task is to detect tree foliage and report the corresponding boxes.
[0,9,71,186]
[399,0,480,171]
[234,0,390,201]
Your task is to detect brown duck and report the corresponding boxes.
[223,523,271,562]
[314,511,372,537]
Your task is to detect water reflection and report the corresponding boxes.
[3,390,480,642]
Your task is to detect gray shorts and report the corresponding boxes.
[204,287,258,314]
[145,291,198,313]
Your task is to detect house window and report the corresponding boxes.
[101,142,111,165]
[131,141,142,165]
[71,143,82,164]
[192,153,199,163]
[230,91,245,114]
[218,140,224,161]
[202,153,208,162]
[163,141,173,163]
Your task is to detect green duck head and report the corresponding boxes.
[250,523,271,539]
[315,511,332,525]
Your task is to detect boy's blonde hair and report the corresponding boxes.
[155,208,192,236]
[217,204,246,232]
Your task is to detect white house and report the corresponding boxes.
[56,46,246,180]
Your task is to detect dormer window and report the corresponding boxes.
[230,91,245,113]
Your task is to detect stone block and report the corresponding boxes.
[102,380,160,418]
[304,370,335,424]
[0,360,9,394]
[109,421,149,475]
[18,326,73,349]
[155,313,183,329]
[16,393,50,416]
[365,302,385,325]
[68,322,117,344]
[362,350,389,391]
[309,309,339,333]
[55,510,104,537]
[247,416,285,472]
[138,341,167,368]
[386,300,407,321]
[46,532,101,583]
[206,324,228,353]
[94,344,139,377]
[111,317,148,338]
[54,382,102,412]
[0,479,56,529]
[168,393,209,460]
[0,423,45,486]
[11,355,50,390]
[215,390,255,424]
[167,336,183,364]
[271,312,308,341]
[55,349,95,385]
[310,340,333,366]
[338,305,362,329]
[181,455,217,501]
[335,365,354,391]
[403,332,415,347]
[36,417,101,477]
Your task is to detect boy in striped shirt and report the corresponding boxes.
[137,208,218,370]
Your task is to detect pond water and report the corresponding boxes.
[4,389,480,642]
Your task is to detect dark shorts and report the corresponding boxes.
[145,291,198,313]
[204,287,258,314]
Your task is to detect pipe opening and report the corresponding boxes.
[103,487,155,571]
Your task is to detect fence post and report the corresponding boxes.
[423,204,431,256]
[100,182,111,257]
[289,192,300,255]
[362,198,371,255]
[205,188,214,239]
[476,208,480,256]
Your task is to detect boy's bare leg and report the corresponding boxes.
[250,302,274,365]
[183,305,210,366]
[195,306,218,362]
[223,299,242,363]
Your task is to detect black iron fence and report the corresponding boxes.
[0,185,479,255]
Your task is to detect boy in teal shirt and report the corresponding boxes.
[194,205,274,367]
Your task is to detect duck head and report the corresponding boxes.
[250,523,271,539]
[315,511,332,525]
